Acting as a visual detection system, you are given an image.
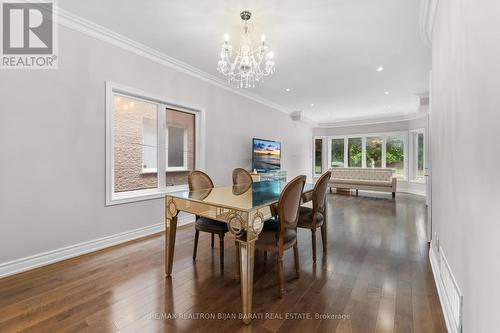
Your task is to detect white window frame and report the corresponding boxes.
[313,136,327,177]
[105,81,205,205]
[409,128,426,183]
[317,131,409,180]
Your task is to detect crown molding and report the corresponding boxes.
[419,0,440,47]
[315,111,427,128]
[55,8,297,117]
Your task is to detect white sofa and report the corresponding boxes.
[328,167,397,198]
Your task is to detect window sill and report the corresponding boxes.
[107,185,189,206]
[141,168,158,175]
[166,167,189,172]
[140,168,191,175]
[409,179,425,184]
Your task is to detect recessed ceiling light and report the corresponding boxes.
[285,88,291,92]
[310,103,314,107]
[384,91,390,95]
[377,67,384,72]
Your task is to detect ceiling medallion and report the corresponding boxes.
[217,11,275,88]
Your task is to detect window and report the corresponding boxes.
[348,137,362,167]
[331,138,345,167]
[366,136,382,168]
[106,82,202,205]
[411,129,425,181]
[386,135,405,178]
[314,138,324,175]
[165,109,195,186]
[314,131,410,180]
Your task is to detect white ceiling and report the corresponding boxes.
[60,0,430,124]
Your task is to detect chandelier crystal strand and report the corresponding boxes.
[217,11,275,88]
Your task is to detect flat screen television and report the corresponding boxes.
[252,138,281,172]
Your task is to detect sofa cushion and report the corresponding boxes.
[330,168,393,182]
[331,178,393,187]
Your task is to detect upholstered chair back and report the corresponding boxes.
[313,171,331,215]
[278,175,307,231]
[232,168,253,186]
[188,171,214,191]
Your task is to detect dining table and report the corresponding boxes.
[164,180,315,324]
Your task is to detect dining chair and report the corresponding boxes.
[189,171,229,272]
[297,170,331,263]
[254,175,306,297]
[232,168,253,185]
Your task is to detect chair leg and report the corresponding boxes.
[392,192,396,198]
[293,243,300,278]
[193,230,199,261]
[356,189,359,197]
[263,251,268,262]
[277,254,285,297]
[311,229,317,263]
[211,233,214,248]
[320,225,327,252]
[219,233,224,272]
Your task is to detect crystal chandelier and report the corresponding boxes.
[217,11,275,88]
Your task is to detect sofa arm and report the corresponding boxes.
[391,177,397,191]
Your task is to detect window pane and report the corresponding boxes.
[331,138,345,167]
[165,109,195,187]
[348,138,362,167]
[417,133,424,177]
[113,95,158,192]
[386,135,405,177]
[142,118,157,170]
[366,136,382,168]
[314,138,323,174]
[168,127,185,167]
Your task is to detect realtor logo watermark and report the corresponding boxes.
[1,0,58,69]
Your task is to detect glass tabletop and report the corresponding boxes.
[167,180,315,212]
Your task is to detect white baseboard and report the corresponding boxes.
[0,215,194,279]
[429,245,463,333]
[399,188,426,196]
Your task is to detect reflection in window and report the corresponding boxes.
[314,138,323,175]
[386,135,405,178]
[142,118,157,171]
[165,109,195,187]
[412,131,425,180]
[366,137,382,168]
[113,95,158,192]
[331,138,345,167]
[348,138,362,167]
[417,133,424,177]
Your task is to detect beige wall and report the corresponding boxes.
[431,0,500,331]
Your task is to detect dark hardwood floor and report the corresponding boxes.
[0,193,446,333]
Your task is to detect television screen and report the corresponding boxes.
[252,138,281,172]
